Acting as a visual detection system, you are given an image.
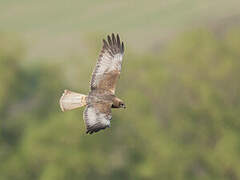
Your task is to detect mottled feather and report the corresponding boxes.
[60,33,125,135]
[83,103,112,134]
[90,33,124,94]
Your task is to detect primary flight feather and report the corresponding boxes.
[59,33,126,134]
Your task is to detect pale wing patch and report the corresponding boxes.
[90,33,124,93]
[83,103,112,134]
[110,53,123,72]
[92,52,122,88]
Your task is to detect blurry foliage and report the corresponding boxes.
[1,27,240,180]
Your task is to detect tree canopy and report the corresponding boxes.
[1,28,240,180]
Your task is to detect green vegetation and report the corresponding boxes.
[1,27,240,179]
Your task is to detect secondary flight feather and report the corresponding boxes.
[59,33,126,134]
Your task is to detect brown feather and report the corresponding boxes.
[90,33,124,94]
[60,33,126,135]
[84,102,112,134]
[98,70,120,94]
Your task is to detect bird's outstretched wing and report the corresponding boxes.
[90,33,124,94]
[83,103,112,134]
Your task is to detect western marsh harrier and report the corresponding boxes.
[59,33,125,134]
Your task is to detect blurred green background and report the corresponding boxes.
[1,0,240,179]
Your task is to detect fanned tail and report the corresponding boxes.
[59,90,87,112]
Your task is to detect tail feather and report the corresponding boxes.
[59,90,87,112]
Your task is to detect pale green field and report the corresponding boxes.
[0,0,240,60]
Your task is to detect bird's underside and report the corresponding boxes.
[59,33,125,134]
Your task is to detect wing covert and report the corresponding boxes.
[83,103,112,134]
[90,33,124,94]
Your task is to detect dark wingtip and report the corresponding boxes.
[121,42,124,53]
[107,35,112,46]
[116,34,120,48]
[86,130,93,134]
[103,39,108,49]
[103,33,124,54]
[112,33,116,45]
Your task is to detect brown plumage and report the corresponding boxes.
[59,33,126,134]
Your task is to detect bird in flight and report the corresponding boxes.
[59,33,126,134]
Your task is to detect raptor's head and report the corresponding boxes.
[112,98,126,109]
[119,101,126,109]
